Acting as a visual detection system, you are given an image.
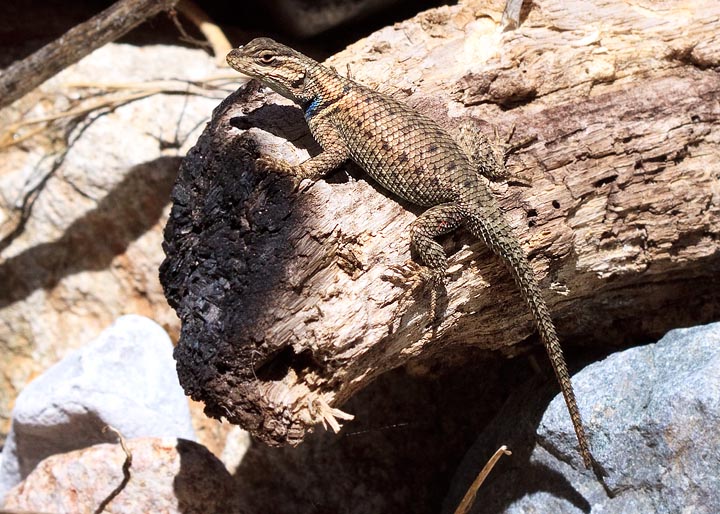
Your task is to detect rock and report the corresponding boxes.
[445,322,720,513]
[3,437,240,514]
[0,315,195,503]
[218,425,252,474]
[0,42,228,443]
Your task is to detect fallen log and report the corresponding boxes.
[160,0,720,445]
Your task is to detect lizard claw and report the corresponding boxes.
[256,156,304,191]
[256,155,296,175]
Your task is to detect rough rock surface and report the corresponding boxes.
[446,322,720,513]
[0,315,195,503]
[6,323,717,514]
[3,437,241,514]
[0,42,229,442]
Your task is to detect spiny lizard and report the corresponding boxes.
[227,37,596,470]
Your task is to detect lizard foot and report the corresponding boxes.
[495,124,537,186]
[456,121,534,186]
[383,260,447,322]
[256,155,297,175]
[256,155,305,191]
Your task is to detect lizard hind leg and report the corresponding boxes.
[384,259,442,323]
[388,203,465,321]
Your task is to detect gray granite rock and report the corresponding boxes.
[446,322,720,513]
[0,315,195,504]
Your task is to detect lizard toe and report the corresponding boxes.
[383,261,447,322]
[256,155,296,175]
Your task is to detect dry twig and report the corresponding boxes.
[174,0,233,65]
[0,0,180,110]
[454,445,512,514]
[93,425,133,514]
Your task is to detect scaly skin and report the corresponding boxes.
[227,37,595,469]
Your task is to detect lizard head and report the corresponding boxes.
[227,38,316,104]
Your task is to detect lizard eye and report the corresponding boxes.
[258,51,276,64]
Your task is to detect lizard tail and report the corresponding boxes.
[466,212,594,470]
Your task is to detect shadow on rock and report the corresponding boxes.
[0,156,180,309]
[442,375,593,514]
[226,350,571,514]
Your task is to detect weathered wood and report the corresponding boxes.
[160,0,720,446]
[0,0,178,110]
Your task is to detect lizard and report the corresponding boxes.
[226,37,596,470]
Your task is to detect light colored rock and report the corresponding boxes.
[540,322,720,513]
[218,425,252,474]
[446,322,720,513]
[3,437,241,514]
[0,315,195,503]
[0,42,230,443]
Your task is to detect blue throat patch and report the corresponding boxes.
[304,96,321,119]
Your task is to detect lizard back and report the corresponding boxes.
[326,82,475,207]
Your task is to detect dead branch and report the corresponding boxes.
[0,0,179,110]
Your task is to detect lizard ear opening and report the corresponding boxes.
[288,68,307,90]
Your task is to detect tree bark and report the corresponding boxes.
[160,0,720,446]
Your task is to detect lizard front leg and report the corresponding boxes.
[257,115,350,183]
